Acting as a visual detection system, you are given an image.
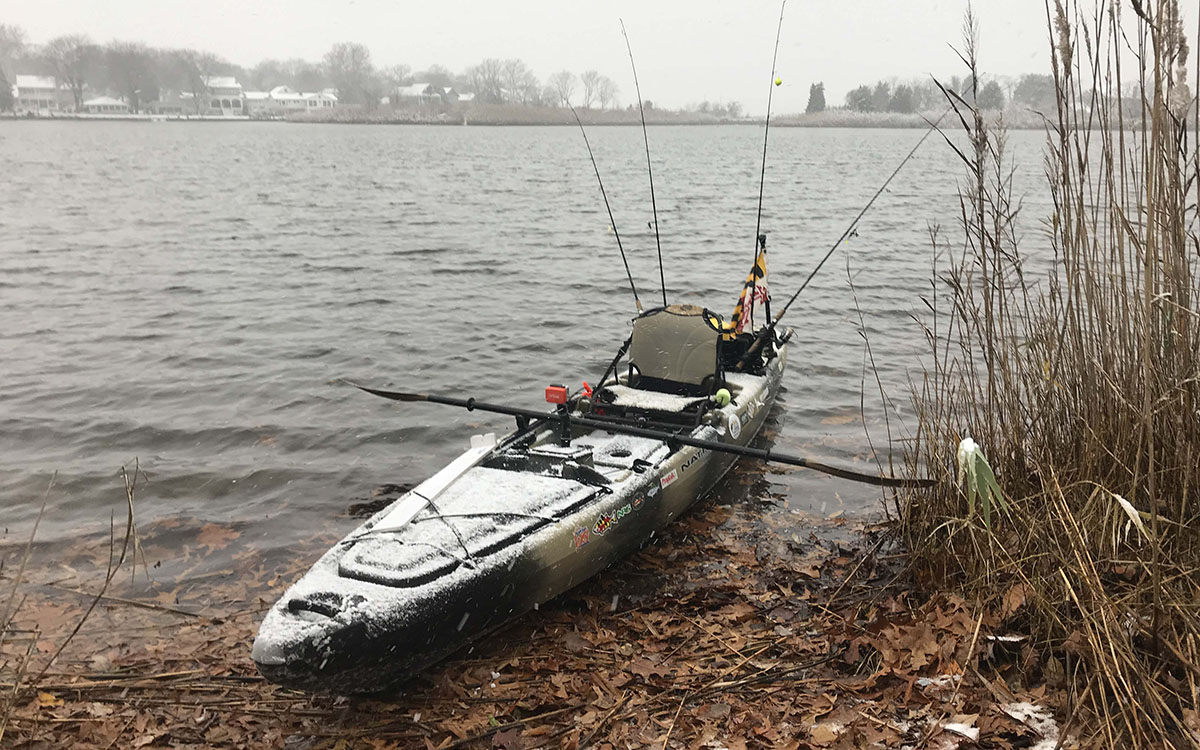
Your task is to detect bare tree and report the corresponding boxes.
[285,58,326,91]
[105,42,157,112]
[547,70,576,106]
[0,23,26,78]
[596,76,618,109]
[579,70,600,108]
[382,64,410,88]
[324,42,376,108]
[417,64,454,90]
[501,58,531,104]
[518,70,540,105]
[378,64,411,105]
[249,59,289,90]
[466,58,503,103]
[43,34,94,110]
[170,49,222,114]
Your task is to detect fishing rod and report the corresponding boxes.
[347,381,935,489]
[621,20,668,308]
[569,106,643,313]
[751,0,787,276]
[735,108,950,370]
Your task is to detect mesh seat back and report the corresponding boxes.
[628,304,719,390]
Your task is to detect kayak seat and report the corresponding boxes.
[624,304,726,397]
[589,304,724,426]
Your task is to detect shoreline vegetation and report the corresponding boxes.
[900,2,1198,748]
[2,20,1058,129]
[0,105,1049,128]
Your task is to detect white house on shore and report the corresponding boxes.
[13,75,70,113]
[386,83,471,107]
[202,76,245,116]
[395,82,441,104]
[82,96,130,114]
[243,85,337,117]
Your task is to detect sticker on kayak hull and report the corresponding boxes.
[573,527,590,549]
[593,513,616,535]
[728,415,742,439]
[660,469,678,489]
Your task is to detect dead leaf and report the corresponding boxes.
[36,692,63,708]
[821,414,858,425]
[1000,583,1030,619]
[196,523,240,552]
[84,702,115,717]
[809,722,844,745]
[492,727,524,749]
[696,702,731,720]
[561,630,592,653]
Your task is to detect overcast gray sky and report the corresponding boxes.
[5,1,1196,112]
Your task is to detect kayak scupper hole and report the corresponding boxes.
[287,593,343,620]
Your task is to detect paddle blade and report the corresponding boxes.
[341,380,429,402]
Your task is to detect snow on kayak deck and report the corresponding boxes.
[254,467,598,659]
[574,433,669,469]
[601,384,708,412]
[341,467,595,584]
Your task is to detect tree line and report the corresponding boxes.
[0,23,623,113]
[801,74,1061,115]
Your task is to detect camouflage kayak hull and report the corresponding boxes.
[252,347,785,694]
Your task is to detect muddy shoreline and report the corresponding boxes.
[1,463,1063,749]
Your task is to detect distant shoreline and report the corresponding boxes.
[0,106,1044,129]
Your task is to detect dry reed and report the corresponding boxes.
[903,1,1199,747]
[0,465,141,744]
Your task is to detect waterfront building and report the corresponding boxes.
[146,90,193,116]
[243,86,337,117]
[82,96,130,114]
[201,76,245,116]
[13,75,70,113]
[395,82,441,104]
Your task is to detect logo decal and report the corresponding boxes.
[632,496,644,510]
[680,449,709,474]
[573,527,590,549]
[593,513,616,535]
[728,415,742,439]
[661,469,678,489]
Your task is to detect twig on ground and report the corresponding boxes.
[42,583,199,618]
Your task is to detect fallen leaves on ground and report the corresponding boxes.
[1,467,1068,749]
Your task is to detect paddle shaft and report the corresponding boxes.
[349,383,933,489]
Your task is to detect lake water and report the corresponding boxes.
[0,121,1052,559]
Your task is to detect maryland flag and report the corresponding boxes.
[729,241,770,335]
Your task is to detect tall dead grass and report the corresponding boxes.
[903,2,1199,747]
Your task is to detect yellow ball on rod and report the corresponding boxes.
[774,76,782,86]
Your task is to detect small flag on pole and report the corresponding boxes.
[729,242,769,335]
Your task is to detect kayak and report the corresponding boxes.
[252,302,788,693]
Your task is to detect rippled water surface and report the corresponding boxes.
[0,121,1052,556]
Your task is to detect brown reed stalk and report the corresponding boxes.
[903,1,1199,747]
[0,465,143,743]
